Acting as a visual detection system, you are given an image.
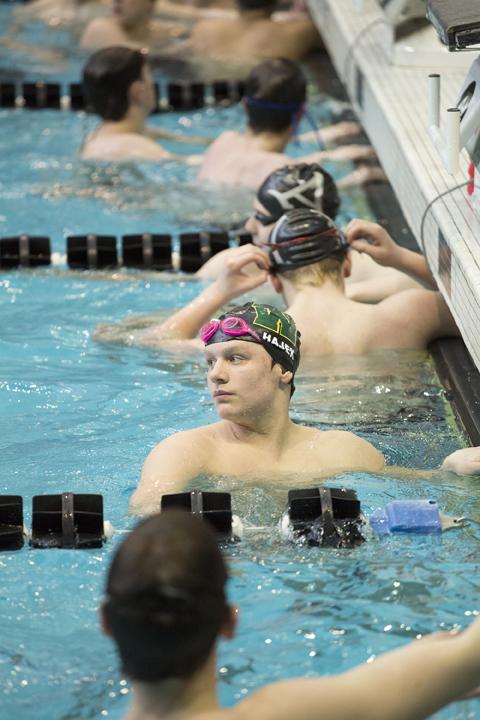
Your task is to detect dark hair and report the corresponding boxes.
[82,46,146,122]
[244,58,307,133]
[238,0,276,9]
[104,511,229,682]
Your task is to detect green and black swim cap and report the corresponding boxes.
[202,301,301,375]
[267,208,349,273]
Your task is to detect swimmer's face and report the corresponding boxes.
[112,0,153,25]
[245,198,276,246]
[205,340,282,421]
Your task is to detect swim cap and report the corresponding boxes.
[257,164,340,224]
[202,301,300,375]
[266,208,348,273]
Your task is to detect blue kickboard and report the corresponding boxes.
[369,499,441,536]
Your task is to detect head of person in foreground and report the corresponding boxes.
[102,511,234,686]
[200,301,301,420]
[82,45,156,123]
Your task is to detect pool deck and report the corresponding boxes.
[308,0,480,374]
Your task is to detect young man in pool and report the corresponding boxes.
[187,0,320,64]
[81,46,205,162]
[104,510,480,720]
[80,0,185,51]
[198,57,383,189]
[130,301,477,515]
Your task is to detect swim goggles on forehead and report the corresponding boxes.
[200,316,261,344]
[265,227,349,252]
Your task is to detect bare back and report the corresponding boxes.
[191,16,319,62]
[198,131,293,187]
[81,130,171,162]
[287,287,458,355]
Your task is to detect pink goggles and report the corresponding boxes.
[200,316,261,344]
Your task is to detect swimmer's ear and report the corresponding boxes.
[129,79,145,107]
[279,368,294,388]
[100,601,112,638]
[221,604,238,640]
[270,272,283,294]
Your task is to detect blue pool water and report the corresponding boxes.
[1,10,480,719]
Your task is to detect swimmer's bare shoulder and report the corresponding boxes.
[82,133,172,162]
[80,16,118,50]
[310,428,385,473]
[131,426,214,515]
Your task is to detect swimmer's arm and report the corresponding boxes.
[322,431,386,474]
[298,144,376,165]
[146,126,211,146]
[155,0,234,21]
[144,244,270,342]
[379,289,459,346]
[345,220,437,289]
[299,121,361,145]
[79,17,108,50]
[130,431,207,515]
[379,446,480,480]
[242,618,480,720]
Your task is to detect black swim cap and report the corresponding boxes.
[257,164,340,224]
[202,301,301,375]
[267,208,349,273]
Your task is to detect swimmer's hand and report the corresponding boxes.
[441,447,480,476]
[320,144,376,162]
[345,219,402,267]
[215,244,270,301]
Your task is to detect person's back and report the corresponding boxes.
[267,209,458,355]
[190,0,319,62]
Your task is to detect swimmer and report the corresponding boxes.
[186,0,320,64]
[197,162,421,302]
[138,208,456,355]
[80,0,186,51]
[81,47,205,163]
[9,0,108,30]
[130,302,478,515]
[198,58,384,189]
[103,510,480,720]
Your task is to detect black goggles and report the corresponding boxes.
[254,210,278,227]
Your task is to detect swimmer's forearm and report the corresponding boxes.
[393,247,437,289]
[150,281,230,340]
[147,127,210,146]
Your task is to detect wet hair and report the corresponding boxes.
[104,511,229,682]
[257,163,341,222]
[82,46,146,122]
[244,58,307,133]
[238,0,276,9]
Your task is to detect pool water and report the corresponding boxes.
[1,9,479,720]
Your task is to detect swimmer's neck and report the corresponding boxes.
[246,126,292,153]
[125,653,219,720]
[97,107,148,137]
[220,410,296,450]
[279,275,347,308]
